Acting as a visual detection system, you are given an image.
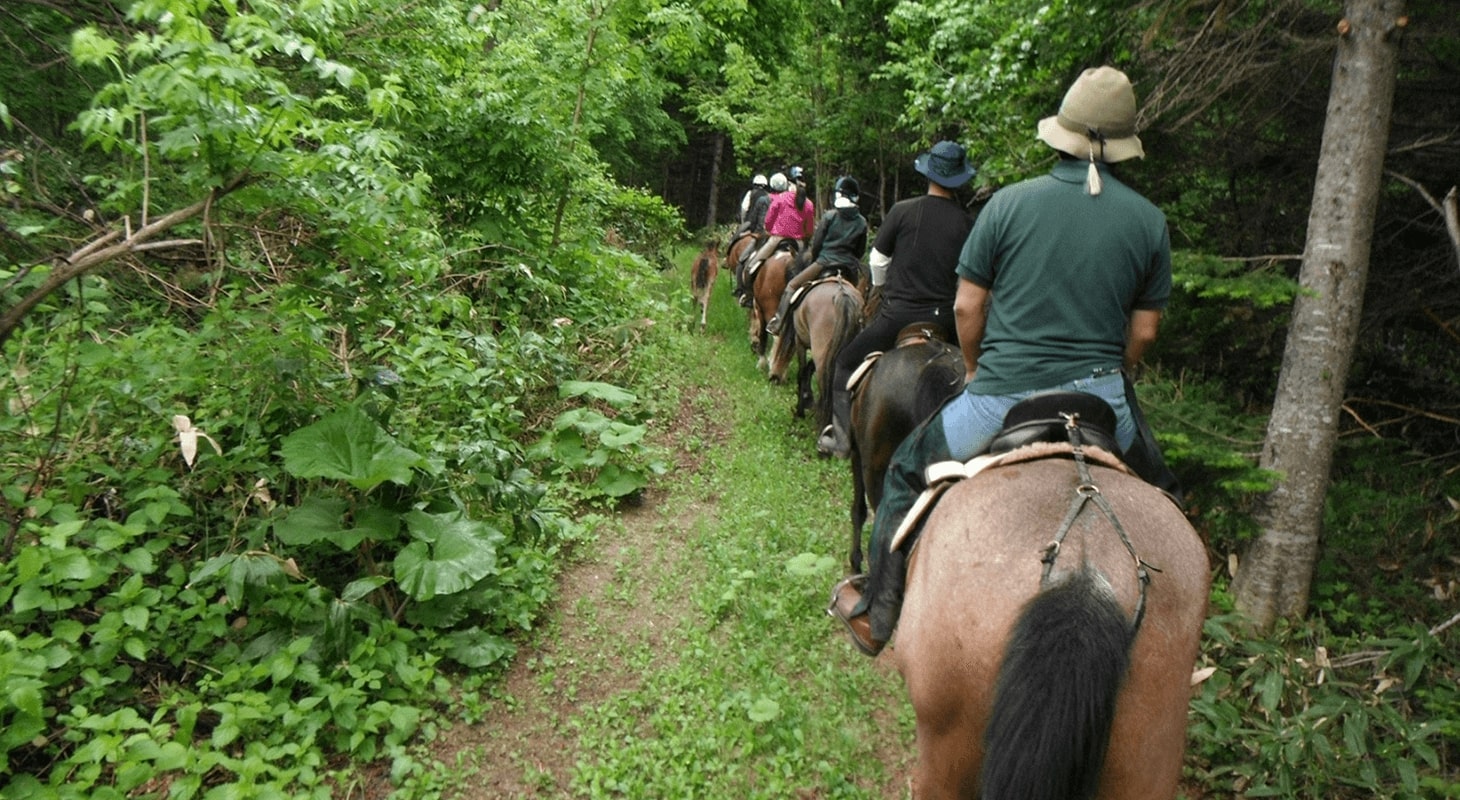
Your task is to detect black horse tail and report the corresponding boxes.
[981,568,1133,800]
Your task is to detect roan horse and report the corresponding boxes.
[893,430,1210,800]
[747,248,793,370]
[688,238,719,330]
[767,276,864,429]
[846,326,962,573]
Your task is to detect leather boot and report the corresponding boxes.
[827,575,884,656]
[767,293,792,335]
[817,387,852,458]
[857,412,954,645]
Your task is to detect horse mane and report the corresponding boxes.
[980,567,1133,800]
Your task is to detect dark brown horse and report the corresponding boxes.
[688,238,719,330]
[767,277,864,430]
[747,249,793,370]
[846,327,962,573]
[894,446,1210,799]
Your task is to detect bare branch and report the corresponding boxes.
[1385,171,1460,271]
[0,174,251,348]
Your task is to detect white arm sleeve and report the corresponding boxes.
[869,248,892,287]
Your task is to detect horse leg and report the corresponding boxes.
[795,351,813,417]
[850,448,867,573]
[904,658,986,799]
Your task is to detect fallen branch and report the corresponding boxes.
[0,174,250,348]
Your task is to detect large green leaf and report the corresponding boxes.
[279,406,426,491]
[392,511,504,601]
[441,627,516,669]
[559,380,637,408]
[273,498,401,551]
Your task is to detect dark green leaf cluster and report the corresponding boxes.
[1189,612,1456,798]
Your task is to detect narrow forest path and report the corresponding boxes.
[431,268,917,798]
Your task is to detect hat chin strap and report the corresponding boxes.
[1085,128,1106,196]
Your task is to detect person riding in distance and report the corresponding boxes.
[828,66,1175,657]
[818,141,977,457]
[767,175,869,335]
[733,171,787,303]
[740,166,816,307]
[738,173,771,233]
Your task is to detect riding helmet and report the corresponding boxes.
[788,165,805,182]
[769,172,788,192]
[834,176,860,202]
[752,174,768,187]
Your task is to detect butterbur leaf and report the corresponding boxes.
[341,576,391,603]
[559,380,636,407]
[276,499,398,551]
[392,511,504,600]
[785,552,835,576]
[280,406,426,491]
[442,628,515,668]
[594,463,644,497]
[600,422,645,448]
[748,698,781,722]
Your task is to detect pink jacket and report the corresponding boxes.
[763,190,816,240]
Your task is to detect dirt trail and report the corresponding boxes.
[436,491,691,798]
[430,386,768,798]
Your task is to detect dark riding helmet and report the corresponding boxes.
[788,165,805,182]
[834,176,860,202]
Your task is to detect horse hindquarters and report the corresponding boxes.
[980,570,1132,800]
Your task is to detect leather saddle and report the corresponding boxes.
[985,390,1120,456]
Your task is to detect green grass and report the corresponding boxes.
[554,251,916,798]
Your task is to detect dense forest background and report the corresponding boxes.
[1,0,1458,796]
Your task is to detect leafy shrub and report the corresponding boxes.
[1189,613,1455,798]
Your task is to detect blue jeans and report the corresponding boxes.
[940,368,1135,459]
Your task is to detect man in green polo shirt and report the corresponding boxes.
[828,66,1174,657]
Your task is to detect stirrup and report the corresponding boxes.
[827,575,883,656]
[817,425,848,458]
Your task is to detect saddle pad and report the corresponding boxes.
[846,351,885,393]
[889,442,1130,553]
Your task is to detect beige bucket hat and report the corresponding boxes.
[1036,66,1145,164]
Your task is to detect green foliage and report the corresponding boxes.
[1189,614,1456,798]
[883,0,1123,179]
[1153,251,1299,408]
[528,381,669,505]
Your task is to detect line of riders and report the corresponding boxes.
[719,67,1186,660]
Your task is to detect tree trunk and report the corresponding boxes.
[1231,0,1405,631]
[705,131,723,231]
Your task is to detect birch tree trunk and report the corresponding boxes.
[1232,0,1406,630]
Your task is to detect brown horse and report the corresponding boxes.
[725,231,761,307]
[688,238,719,330]
[846,327,962,573]
[894,447,1210,800]
[768,277,864,429]
[747,248,793,370]
[726,231,759,270]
